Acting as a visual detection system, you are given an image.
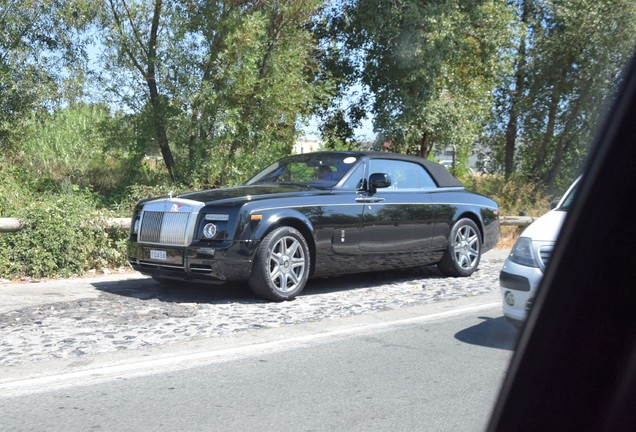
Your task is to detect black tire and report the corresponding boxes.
[249,226,310,301]
[438,218,482,277]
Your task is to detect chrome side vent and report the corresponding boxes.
[538,246,553,270]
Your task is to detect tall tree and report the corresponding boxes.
[182,0,328,185]
[320,0,515,167]
[101,0,176,181]
[490,0,636,190]
[502,0,530,179]
[97,0,328,185]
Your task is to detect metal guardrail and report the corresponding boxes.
[498,215,538,227]
[0,215,536,233]
[0,218,22,232]
[0,217,131,233]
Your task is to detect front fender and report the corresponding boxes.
[251,208,316,241]
[234,207,317,256]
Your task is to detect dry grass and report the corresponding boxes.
[496,225,523,249]
[462,173,555,250]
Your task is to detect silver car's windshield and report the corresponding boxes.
[557,179,580,212]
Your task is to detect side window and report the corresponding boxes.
[368,160,436,190]
[415,164,437,188]
[341,163,365,190]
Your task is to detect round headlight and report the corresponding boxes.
[203,223,217,239]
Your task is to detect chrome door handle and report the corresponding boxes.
[355,197,385,203]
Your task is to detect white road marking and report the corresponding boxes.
[0,301,500,397]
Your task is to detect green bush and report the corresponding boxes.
[0,193,128,279]
[0,167,36,217]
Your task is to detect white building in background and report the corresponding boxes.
[293,137,323,154]
[433,147,481,171]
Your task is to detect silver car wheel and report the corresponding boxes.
[453,224,480,270]
[268,235,307,293]
[439,217,482,277]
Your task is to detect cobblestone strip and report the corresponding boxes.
[0,252,506,366]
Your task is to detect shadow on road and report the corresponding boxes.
[91,265,445,305]
[91,278,259,304]
[304,265,443,295]
[455,316,519,351]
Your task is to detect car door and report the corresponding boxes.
[358,159,436,253]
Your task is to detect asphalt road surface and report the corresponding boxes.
[0,302,517,432]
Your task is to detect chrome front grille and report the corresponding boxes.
[137,198,205,246]
[139,211,191,245]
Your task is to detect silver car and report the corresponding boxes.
[500,178,580,325]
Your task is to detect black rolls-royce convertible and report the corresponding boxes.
[127,151,499,301]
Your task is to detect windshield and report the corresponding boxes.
[557,179,580,211]
[245,153,359,187]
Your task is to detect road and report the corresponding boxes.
[0,249,516,430]
[0,301,517,431]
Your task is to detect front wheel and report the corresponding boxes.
[438,218,482,277]
[249,226,310,301]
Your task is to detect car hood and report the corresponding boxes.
[520,209,568,242]
[176,184,325,205]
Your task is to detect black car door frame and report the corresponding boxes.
[357,158,435,254]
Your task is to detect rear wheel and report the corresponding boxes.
[438,218,481,277]
[249,226,310,301]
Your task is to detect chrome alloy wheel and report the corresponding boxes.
[453,224,480,270]
[268,235,307,293]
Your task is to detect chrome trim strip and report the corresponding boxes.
[137,261,185,270]
[251,201,497,213]
[190,267,213,273]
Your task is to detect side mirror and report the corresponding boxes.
[369,173,391,192]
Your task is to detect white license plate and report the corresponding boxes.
[150,249,167,261]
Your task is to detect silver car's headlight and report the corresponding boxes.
[508,237,538,267]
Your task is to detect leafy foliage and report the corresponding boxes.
[0,187,128,279]
[97,0,330,186]
[0,0,94,150]
[318,0,516,162]
[488,0,636,191]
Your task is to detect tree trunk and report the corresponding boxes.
[107,0,176,182]
[545,92,586,189]
[147,79,175,182]
[504,104,518,178]
[147,0,175,182]
[419,131,430,158]
[504,0,530,179]
[531,83,560,180]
